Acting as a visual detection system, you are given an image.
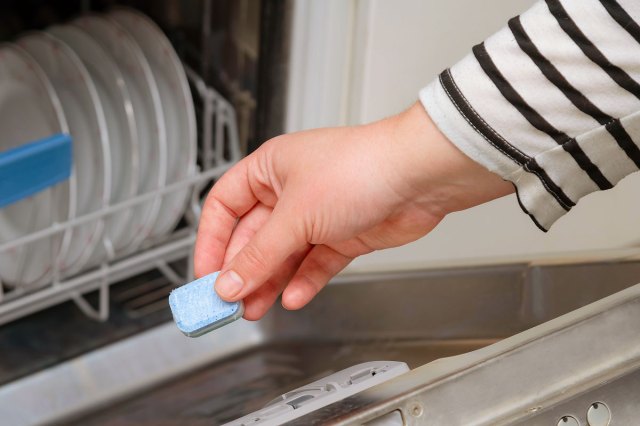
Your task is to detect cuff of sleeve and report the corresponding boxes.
[419,76,567,231]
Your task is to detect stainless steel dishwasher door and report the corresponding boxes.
[2,259,640,425]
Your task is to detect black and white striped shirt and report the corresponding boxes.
[421,0,640,231]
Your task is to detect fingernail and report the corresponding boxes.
[215,270,244,298]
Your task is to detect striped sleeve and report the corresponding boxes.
[420,0,640,231]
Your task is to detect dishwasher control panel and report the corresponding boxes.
[523,364,640,426]
[557,401,611,426]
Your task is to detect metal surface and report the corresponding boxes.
[508,372,637,426]
[0,320,264,425]
[254,0,293,151]
[2,260,640,425]
[291,282,640,425]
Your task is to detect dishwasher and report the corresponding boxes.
[1,1,640,425]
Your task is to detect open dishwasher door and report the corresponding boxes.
[3,261,640,426]
[290,283,640,426]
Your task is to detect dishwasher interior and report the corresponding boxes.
[1,1,640,425]
[0,0,262,320]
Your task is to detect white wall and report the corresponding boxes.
[287,0,640,272]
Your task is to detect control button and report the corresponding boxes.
[286,394,315,409]
[557,416,580,426]
[587,402,611,426]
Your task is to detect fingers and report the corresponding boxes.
[219,202,311,320]
[222,204,272,266]
[282,244,353,310]
[214,206,306,302]
[194,158,258,278]
[242,244,311,320]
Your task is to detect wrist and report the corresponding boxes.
[376,102,514,216]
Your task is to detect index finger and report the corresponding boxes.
[194,157,258,278]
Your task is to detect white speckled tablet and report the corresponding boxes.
[169,272,244,337]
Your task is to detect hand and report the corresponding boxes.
[194,102,513,320]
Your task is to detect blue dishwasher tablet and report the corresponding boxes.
[169,272,244,337]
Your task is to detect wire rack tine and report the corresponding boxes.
[71,266,110,321]
[155,261,184,287]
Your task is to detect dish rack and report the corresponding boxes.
[0,66,241,327]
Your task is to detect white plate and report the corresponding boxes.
[47,25,140,258]
[110,8,197,238]
[74,15,167,252]
[0,44,73,287]
[18,32,112,277]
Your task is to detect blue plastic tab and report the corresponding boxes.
[169,272,244,337]
[0,134,72,208]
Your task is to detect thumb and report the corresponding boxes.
[214,209,305,301]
